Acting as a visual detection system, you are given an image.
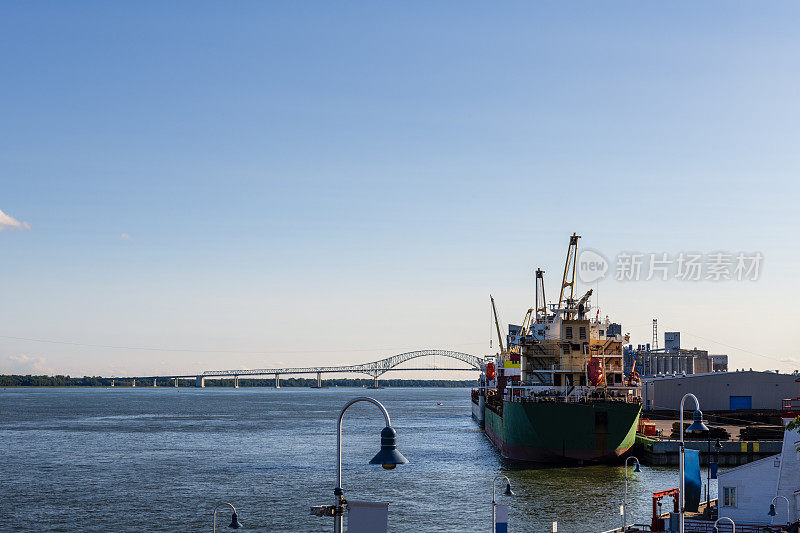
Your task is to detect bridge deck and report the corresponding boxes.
[120,349,485,381]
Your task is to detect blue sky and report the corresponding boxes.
[2,2,799,377]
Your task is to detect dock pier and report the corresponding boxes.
[635,435,782,466]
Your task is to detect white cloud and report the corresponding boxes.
[120,233,131,240]
[0,209,31,231]
[7,354,54,375]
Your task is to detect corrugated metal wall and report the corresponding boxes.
[644,371,800,411]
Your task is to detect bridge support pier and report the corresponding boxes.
[132,378,136,388]
[234,376,239,389]
[316,372,322,388]
[173,377,178,387]
[275,374,280,388]
[153,378,157,387]
[373,375,379,389]
[110,379,115,387]
[196,376,205,388]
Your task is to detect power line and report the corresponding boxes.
[670,329,796,365]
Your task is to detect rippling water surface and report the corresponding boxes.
[0,387,714,531]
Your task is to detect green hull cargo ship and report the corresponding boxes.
[481,395,641,462]
[472,234,642,463]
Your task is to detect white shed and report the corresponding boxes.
[716,425,800,527]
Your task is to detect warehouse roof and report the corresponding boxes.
[643,370,799,382]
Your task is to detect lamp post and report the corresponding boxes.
[709,439,722,514]
[623,456,641,533]
[705,436,711,509]
[491,474,514,533]
[212,502,242,532]
[679,393,709,533]
[712,516,735,533]
[333,397,408,533]
[768,495,791,525]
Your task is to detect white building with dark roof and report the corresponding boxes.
[715,413,800,527]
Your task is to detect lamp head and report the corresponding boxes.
[504,483,515,496]
[369,426,408,470]
[228,512,242,529]
[712,527,719,533]
[768,503,776,517]
[686,410,709,434]
[633,461,641,473]
[715,440,723,450]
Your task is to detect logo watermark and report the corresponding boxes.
[578,249,609,283]
[578,250,763,283]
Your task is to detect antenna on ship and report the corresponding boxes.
[557,233,581,319]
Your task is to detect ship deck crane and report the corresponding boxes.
[519,268,551,337]
[490,295,505,354]
[535,268,547,323]
[575,289,593,320]
[557,233,581,317]
[519,308,534,337]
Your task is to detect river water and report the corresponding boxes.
[0,387,715,532]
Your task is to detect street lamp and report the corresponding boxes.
[492,474,514,533]
[768,495,791,525]
[708,439,722,515]
[705,438,721,510]
[679,393,709,533]
[623,456,641,533]
[712,516,735,533]
[333,397,408,533]
[212,502,242,532]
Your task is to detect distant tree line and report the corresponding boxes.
[0,375,112,387]
[0,375,477,388]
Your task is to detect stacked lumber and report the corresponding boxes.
[670,422,730,440]
[738,425,784,440]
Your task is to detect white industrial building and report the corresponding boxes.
[642,370,800,411]
[714,417,800,527]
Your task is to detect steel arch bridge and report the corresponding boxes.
[201,349,482,379]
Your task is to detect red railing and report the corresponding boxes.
[782,397,800,418]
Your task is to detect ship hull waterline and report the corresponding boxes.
[480,399,642,463]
